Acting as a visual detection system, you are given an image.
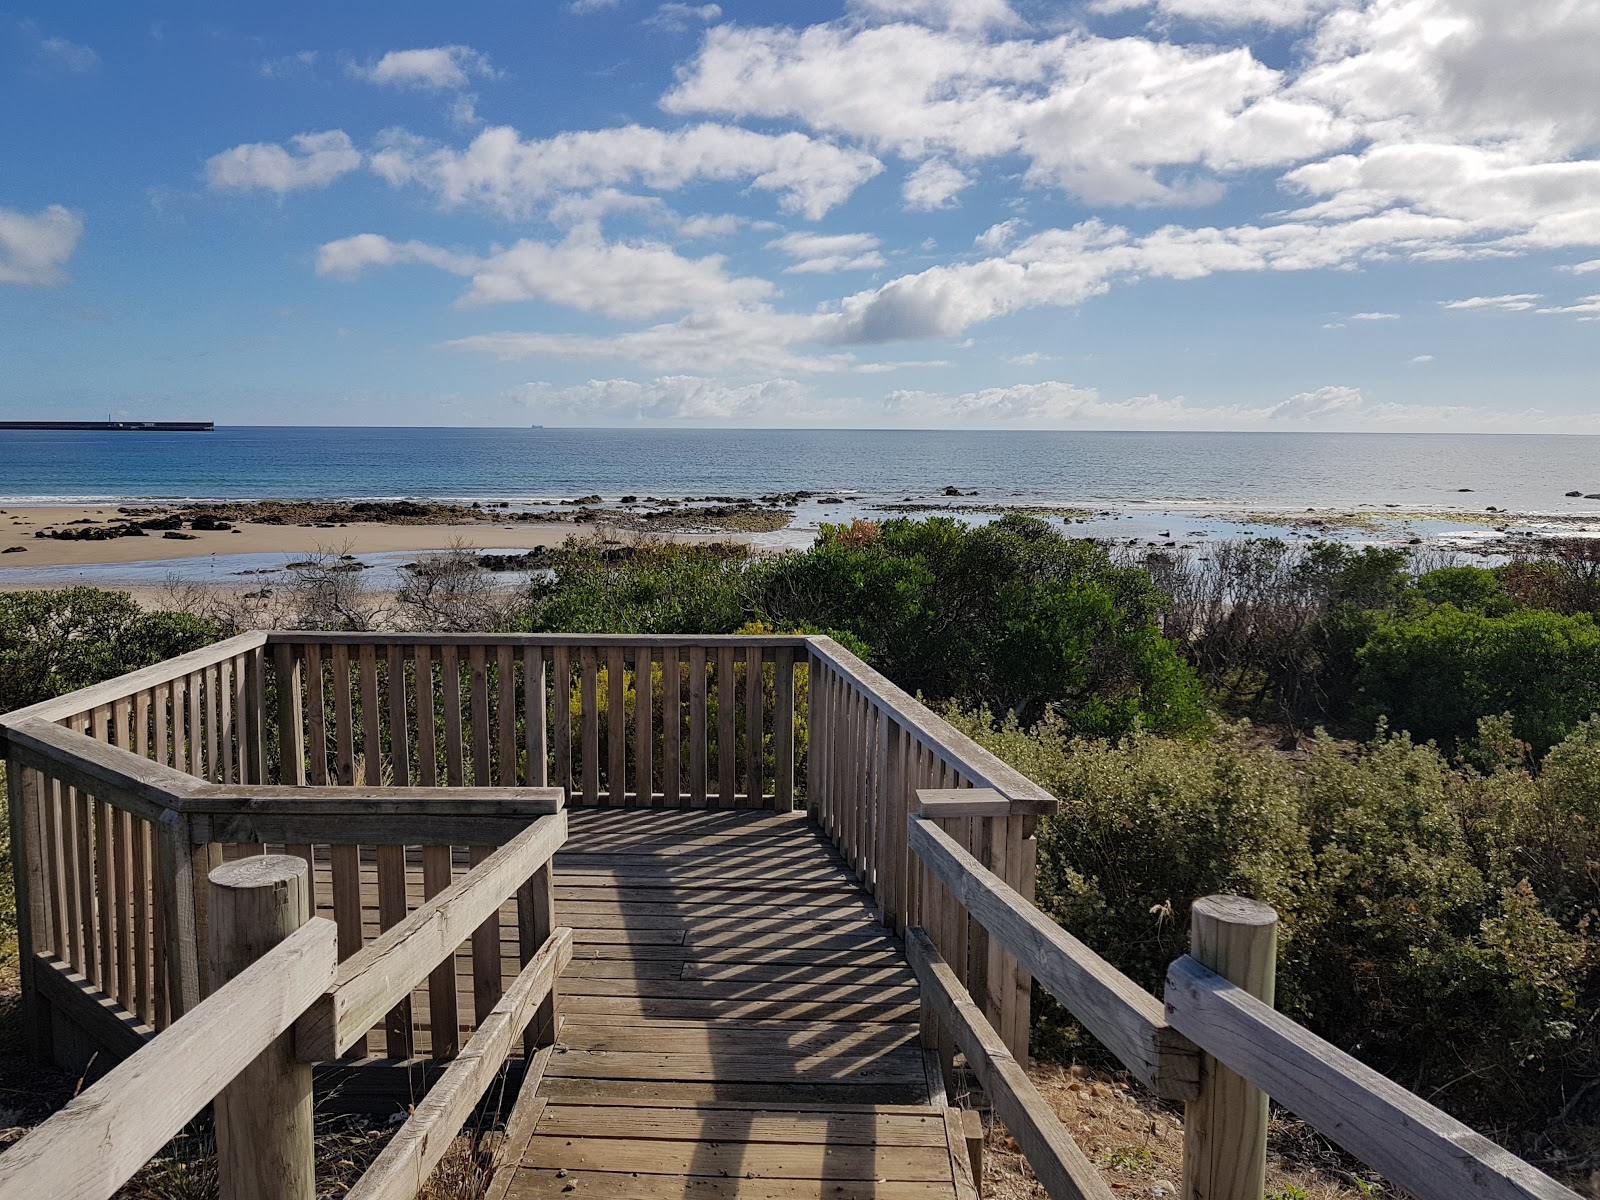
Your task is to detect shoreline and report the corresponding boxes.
[1,495,1597,590]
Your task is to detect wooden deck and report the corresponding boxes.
[492,806,977,1200]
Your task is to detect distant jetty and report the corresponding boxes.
[0,421,214,432]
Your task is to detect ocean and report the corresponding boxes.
[0,426,1595,513]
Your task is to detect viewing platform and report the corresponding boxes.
[0,633,1581,1200]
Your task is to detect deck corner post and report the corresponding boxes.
[1180,894,1277,1200]
[518,854,558,1055]
[207,854,316,1200]
[154,808,203,1018]
[7,758,48,1057]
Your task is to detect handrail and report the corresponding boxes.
[294,808,568,1061]
[0,630,268,737]
[808,636,1058,815]
[909,808,1199,1100]
[344,928,573,1200]
[1165,956,1581,1200]
[907,928,1115,1200]
[0,917,338,1200]
[269,631,812,648]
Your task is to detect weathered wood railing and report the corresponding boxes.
[0,816,569,1200]
[906,797,1582,1200]
[806,636,1054,1060]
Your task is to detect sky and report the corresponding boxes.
[1,0,1598,430]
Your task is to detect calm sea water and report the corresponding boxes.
[0,427,1595,513]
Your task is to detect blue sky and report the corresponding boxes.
[2,0,1597,429]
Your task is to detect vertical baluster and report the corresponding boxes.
[415,645,438,790]
[497,645,517,787]
[469,645,491,789]
[579,647,599,805]
[91,707,115,996]
[219,657,237,785]
[328,642,365,1048]
[606,646,626,805]
[416,644,456,1059]
[359,645,382,786]
[634,647,653,805]
[717,645,736,808]
[552,646,572,797]
[745,647,764,806]
[441,645,465,788]
[469,843,502,1029]
[204,662,221,783]
[774,648,795,812]
[377,842,412,1058]
[524,646,547,787]
[389,645,412,789]
[661,647,681,807]
[688,646,707,807]
[187,671,205,781]
[41,775,67,964]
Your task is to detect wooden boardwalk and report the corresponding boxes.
[491,806,978,1200]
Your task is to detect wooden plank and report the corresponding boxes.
[359,645,382,787]
[470,843,503,1025]
[542,1047,927,1083]
[196,812,562,848]
[341,929,572,1200]
[388,645,411,789]
[470,644,493,789]
[377,844,413,1059]
[441,644,465,788]
[265,633,809,650]
[415,645,438,788]
[915,790,1009,819]
[1164,955,1582,1200]
[717,645,736,805]
[131,812,152,1026]
[660,647,680,807]
[154,811,200,1019]
[422,844,458,1059]
[633,647,653,806]
[607,646,626,804]
[186,673,204,781]
[774,647,795,811]
[31,951,150,1062]
[203,661,220,784]
[3,718,196,822]
[579,647,599,804]
[112,806,134,1010]
[907,815,1198,1101]
[524,646,547,787]
[515,1134,954,1182]
[0,920,336,1200]
[745,645,763,806]
[501,1168,960,1200]
[907,928,1115,1200]
[688,646,707,807]
[552,645,572,796]
[498,645,518,787]
[295,811,567,1061]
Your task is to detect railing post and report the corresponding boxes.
[6,760,48,1058]
[207,855,316,1200]
[1181,895,1277,1200]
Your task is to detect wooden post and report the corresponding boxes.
[1181,895,1277,1200]
[7,760,48,1057]
[207,855,316,1200]
[518,855,558,1056]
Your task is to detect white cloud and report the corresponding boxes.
[847,0,1022,34]
[902,159,970,211]
[1268,384,1364,420]
[1536,295,1600,320]
[665,22,1353,207]
[570,0,619,11]
[354,45,495,90]
[320,231,772,320]
[1441,293,1542,311]
[1005,351,1056,365]
[1562,259,1600,274]
[1410,354,1434,362]
[0,205,84,287]
[975,219,1022,251]
[513,375,807,421]
[1350,311,1398,320]
[646,4,723,32]
[39,36,99,72]
[769,231,885,273]
[205,130,363,194]
[1090,0,1341,29]
[369,123,881,220]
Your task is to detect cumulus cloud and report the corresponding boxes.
[512,375,807,421]
[1441,293,1542,311]
[1090,0,1341,29]
[1350,311,1398,320]
[320,230,772,320]
[369,123,881,220]
[354,45,495,89]
[1268,384,1364,419]
[205,130,363,194]
[1562,259,1600,274]
[768,231,885,273]
[0,205,84,287]
[665,22,1353,206]
[902,159,970,210]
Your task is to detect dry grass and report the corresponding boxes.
[971,1061,1392,1200]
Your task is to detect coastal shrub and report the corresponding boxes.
[1413,565,1512,614]
[515,539,754,634]
[756,515,1204,735]
[0,588,218,713]
[1356,606,1600,753]
[950,709,1600,1143]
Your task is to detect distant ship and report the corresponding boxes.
[531,424,544,429]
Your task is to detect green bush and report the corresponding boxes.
[0,588,218,713]
[1356,606,1600,754]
